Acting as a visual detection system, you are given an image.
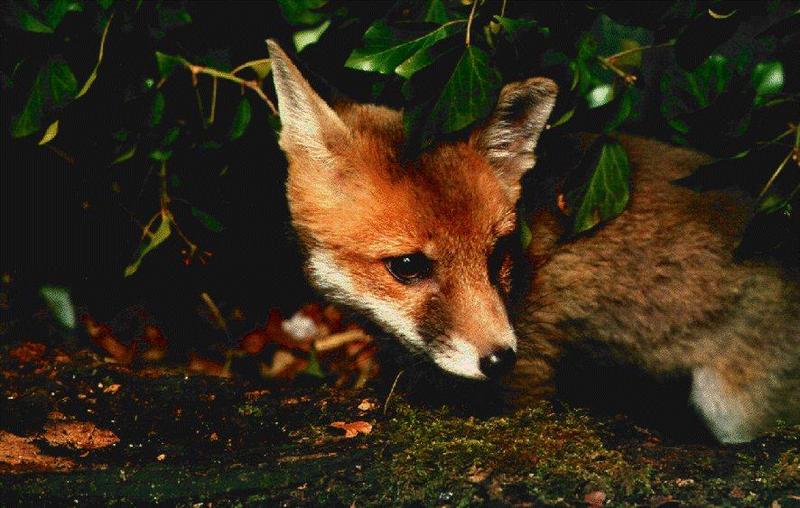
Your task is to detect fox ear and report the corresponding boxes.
[474,78,558,198]
[267,39,350,162]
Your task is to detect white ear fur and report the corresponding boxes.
[266,39,350,161]
[475,78,558,197]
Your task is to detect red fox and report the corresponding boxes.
[266,40,799,443]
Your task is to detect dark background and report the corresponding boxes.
[2,0,798,356]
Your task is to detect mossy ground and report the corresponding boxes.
[1,346,799,507]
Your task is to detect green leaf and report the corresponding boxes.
[586,83,614,109]
[125,212,171,277]
[569,141,631,234]
[162,126,180,146]
[76,14,113,99]
[111,145,137,165]
[404,45,501,150]
[752,61,784,105]
[11,58,76,138]
[150,91,165,126]
[16,10,54,33]
[423,0,450,24]
[12,69,44,137]
[493,16,547,42]
[293,19,331,52]
[43,0,82,30]
[39,285,76,329]
[345,20,465,76]
[302,348,326,378]
[277,0,327,26]
[229,98,251,140]
[149,149,172,161]
[155,52,187,79]
[191,207,224,233]
[38,120,59,145]
[48,60,77,106]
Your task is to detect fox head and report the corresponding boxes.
[267,40,556,380]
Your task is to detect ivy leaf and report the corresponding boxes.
[48,59,77,105]
[293,19,331,52]
[404,46,501,150]
[752,61,784,105]
[191,207,224,233]
[155,52,187,80]
[345,20,465,76]
[150,91,165,126]
[229,98,251,140]
[76,13,113,99]
[11,58,76,138]
[43,0,83,30]
[277,0,327,26]
[493,16,547,42]
[125,212,171,277]
[567,141,631,234]
[15,9,54,33]
[38,120,59,145]
[111,145,137,165]
[40,285,76,329]
[423,0,451,24]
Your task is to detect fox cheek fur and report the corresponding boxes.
[267,41,800,443]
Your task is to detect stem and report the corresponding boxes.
[209,76,218,125]
[599,40,676,86]
[606,40,675,62]
[756,149,794,203]
[189,64,277,115]
[231,58,271,76]
[465,0,480,46]
[499,0,507,17]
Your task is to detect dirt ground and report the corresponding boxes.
[1,341,799,507]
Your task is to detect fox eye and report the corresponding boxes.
[384,253,433,284]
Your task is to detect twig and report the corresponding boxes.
[756,149,795,203]
[383,370,404,415]
[200,291,229,336]
[209,76,218,125]
[231,58,271,76]
[598,40,675,86]
[189,64,278,115]
[465,0,480,47]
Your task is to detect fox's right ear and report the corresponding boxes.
[473,78,558,199]
[267,40,350,162]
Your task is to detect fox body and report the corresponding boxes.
[266,41,799,443]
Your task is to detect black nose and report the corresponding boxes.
[479,348,516,379]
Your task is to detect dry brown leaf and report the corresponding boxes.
[0,431,76,473]
[357,399,376,411]
[42,421,120,450]
[103,384,121,394]
[9,342,47,362]
[330,421,372,438]
[584,490,606,507]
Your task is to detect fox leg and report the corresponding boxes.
[690,365,769,444]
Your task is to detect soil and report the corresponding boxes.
[1,342,799,507]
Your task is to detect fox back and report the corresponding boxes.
[267,41,799,443]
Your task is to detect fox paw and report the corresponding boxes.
[690,366,757,444]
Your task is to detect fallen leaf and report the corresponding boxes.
[188,354,229,378]
[42,421,120,450]
[584,490,606,507]
[0,431,76,473]
[330,421,373,438]
[103,384,121,394]
[9,342,47,362]
[357,399,376,411]
[156,453,166,461]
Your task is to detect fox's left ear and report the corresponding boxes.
[473,78,558,198]
[267,39,350,163]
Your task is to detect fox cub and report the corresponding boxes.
[266,41,799,443]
